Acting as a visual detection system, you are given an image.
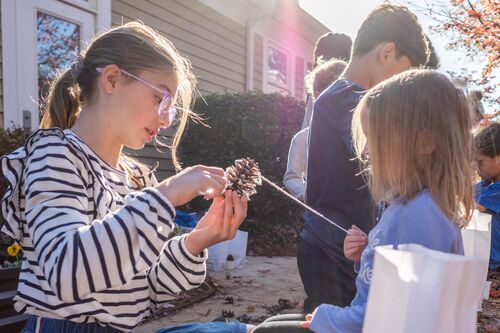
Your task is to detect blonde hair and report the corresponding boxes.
[353,69,473,226]
[40,21,197,183]
[305,58,346,97]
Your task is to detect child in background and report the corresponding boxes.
[1,22,250,333]
[283,59,346,201]
[474,122,500,271]
[255,69,472,333]
[301,32,352,130]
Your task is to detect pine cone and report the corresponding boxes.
[225,158,262,197]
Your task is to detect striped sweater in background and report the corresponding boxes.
[0,128,207,332]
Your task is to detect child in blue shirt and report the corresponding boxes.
[474,122,500,270]
[253,70,473,333]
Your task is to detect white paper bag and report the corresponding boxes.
[461,211,492,307]
[363,244,487,333]
[207,230,248,271]
[462,210,492,261]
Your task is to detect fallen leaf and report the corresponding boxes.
[490,290,500,298]
[222,310,235,318]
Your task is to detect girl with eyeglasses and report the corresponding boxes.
[1,22,250,333]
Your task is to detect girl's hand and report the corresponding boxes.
[299,307,319,329]
[157,165,226,207]
[184,190,248,256]
[344,225,368,263]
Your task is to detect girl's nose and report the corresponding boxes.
[157,115,170,129]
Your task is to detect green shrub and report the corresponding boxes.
[0,126,29,157]
[180,91,306,229]
[0,126,29,196]
[0,126,29,255]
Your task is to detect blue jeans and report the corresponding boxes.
[155,322,247,333]
[22,316,247,333]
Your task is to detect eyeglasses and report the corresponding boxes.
[96,67,176,122]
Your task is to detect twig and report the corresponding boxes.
[261,175,348,234]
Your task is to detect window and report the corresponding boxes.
[264,40,295,95]
[37,12,81,102]
[267,46,288,87]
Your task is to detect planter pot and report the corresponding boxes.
[0,266,27,331]
[0,266,20,293]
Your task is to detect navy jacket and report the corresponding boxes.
[302,79,377,260]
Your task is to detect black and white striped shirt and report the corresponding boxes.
[1,128,207,332]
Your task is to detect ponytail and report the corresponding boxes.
[40,67,82,129]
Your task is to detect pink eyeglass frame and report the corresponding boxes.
[96,66,176,122]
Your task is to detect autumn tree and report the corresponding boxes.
[406,0,499,108]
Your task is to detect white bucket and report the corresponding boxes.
[207,230,248,272]
[483,280,492,300]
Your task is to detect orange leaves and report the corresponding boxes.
[434,0,499,81]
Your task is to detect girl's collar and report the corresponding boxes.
[65,128,126,175]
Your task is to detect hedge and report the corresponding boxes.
[0,126,29,199]
[0,126,29,254]
[180,91,306,228]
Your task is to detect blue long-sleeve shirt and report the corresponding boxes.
[302,79,377,261]
[475,180,500,270]
[309,190,464,333]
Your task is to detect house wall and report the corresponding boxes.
[112,0,247,95]
[254,8,327,101]
[0,2,3,128]
[253,33,263,92]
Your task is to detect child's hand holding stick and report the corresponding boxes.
[344,225,368,263]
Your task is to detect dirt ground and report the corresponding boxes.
[134,256,305,333]
[478,270,500,333]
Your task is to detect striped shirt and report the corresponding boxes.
[1,128,207,332]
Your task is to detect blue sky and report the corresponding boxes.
[298,0,497,112]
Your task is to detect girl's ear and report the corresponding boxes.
[418,129,436,155]
[99,64,121,94]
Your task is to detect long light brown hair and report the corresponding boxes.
[40,21,198,185]
[353,69,473,226]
